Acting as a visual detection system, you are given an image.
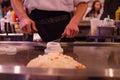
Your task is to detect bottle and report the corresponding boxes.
[6,10,12,22]
[4,20,9,34]
[0,18,5,32]
[10,22,16,33]
[115,6,120,20]
[11,10,15,22]
[115,7,120,35]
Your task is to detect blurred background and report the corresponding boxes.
[0,0,120,42]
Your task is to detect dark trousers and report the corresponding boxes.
[29,9,74,42]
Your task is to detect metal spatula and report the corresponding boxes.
[52,36,63,42]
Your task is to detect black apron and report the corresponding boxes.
[30,9,74,42]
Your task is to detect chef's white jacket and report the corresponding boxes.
[24,0,89,13]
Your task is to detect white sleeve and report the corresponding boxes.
[74,0,90,6]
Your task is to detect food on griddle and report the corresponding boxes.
[27,53,86,69]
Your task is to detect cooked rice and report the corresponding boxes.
[27,53,86,69]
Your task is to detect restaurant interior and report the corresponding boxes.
[0,0,120,80]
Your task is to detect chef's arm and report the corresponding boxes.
[10,0,29,20]
[70,2,88,25]
[10,0,37,33]
[62,2,88,38]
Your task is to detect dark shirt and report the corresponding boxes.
[100,0,120,20]
[86,11,95,17]
[86,11,99,18]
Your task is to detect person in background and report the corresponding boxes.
[86,0,102,19]
[1,0,12,17]
[100,0,120,20]
[0,0,19,22]
[10,0,89,42]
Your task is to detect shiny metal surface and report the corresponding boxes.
[0,41,120,80]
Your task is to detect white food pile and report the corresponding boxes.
[27,53,86,69]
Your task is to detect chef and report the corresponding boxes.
[10,0,89,42]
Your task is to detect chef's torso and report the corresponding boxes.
[24,0,89,12]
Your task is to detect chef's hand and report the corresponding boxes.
[20,17,38,34]
[62,22,79,38]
